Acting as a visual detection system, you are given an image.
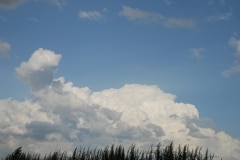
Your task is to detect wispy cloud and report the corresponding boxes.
[0,0,24,9]
[0,16,6,21]
[78,10,103,21]
[222,64,240,78]
[207,12,232,22]
[222,37,240,78]
[208,0,225,6]
[0,40,11,58]
[51,0,66,9]
[29,17,39,23]
[219,0,225,5]
[229,36,240,57]
[164,17,196,28]
[189,48,205,60]
[119,5,196,29]
[163,0,173,5]
[119,6,161,22]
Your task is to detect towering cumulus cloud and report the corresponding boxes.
[15,48,62,91]
[0,48,239,159]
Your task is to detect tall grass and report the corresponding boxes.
[3,142,217,160]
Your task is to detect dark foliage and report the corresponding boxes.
[3,142,218,160]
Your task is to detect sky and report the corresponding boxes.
[0,0,240,159]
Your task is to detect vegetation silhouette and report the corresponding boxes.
[4,142,218,160]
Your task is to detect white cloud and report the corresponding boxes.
[119,6,160,22]
[163,0,173,5]
[189,48,204,60]
[222,37,240,78]
[222,64,240,78]
[0,48,240,159]
[78,10,103,21]
[229,36,240,57]
[0,40,11,58]
[15,48,62,91]
[207,12,232,22]
[51,0,66,9]
[29,17,39,22]
[164,17,196,28]
[119,5,196,29]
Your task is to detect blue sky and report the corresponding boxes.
[0,0,240,159]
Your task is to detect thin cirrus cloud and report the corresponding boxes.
[207,11,232,22]
[222,36,240,78]
[119,5,196,29]
[0,40,11,58]
[51,0,66,9]
[229,36,240,57]
[163,0,173,5]
[222,64,240,78]
[189,48,205,60]
[0,48,240,159]
[78,10,103,21]
[29,17,39,23]
[0,16,6,21]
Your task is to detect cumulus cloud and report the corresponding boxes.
[15,48,62,91]
[0,40,11,58]
[78,10,103,21]
[0,0,24,9]
[119,5,196,29]
[0,48,240,159]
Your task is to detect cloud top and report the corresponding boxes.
[15,48,62,90]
